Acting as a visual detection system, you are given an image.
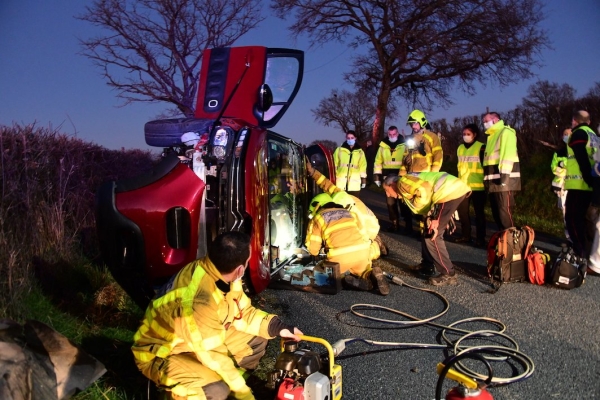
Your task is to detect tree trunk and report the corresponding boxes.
[372,84,392,143]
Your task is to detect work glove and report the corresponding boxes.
[361,183,366,189]
[500,173,509,186]
[375,181,381,187]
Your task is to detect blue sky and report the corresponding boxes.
[1,1,600,150]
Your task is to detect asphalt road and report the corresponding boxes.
[258,188,600,400]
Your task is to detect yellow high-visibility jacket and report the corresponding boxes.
[132,258,276,399]
[305,207,371,276]
[333,144,367,192]
[396,172,471,215]
[400,130,443,174]
[551,150,568,191]
[457,141,485,191]
[483,120,521,192]
[565,124,596,191]
[309,169,380,240]
[374,140,406,175]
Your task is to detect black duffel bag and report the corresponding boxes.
[549,246,587,289]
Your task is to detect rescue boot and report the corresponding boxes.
[373,235,388,256]
[386,220,400,233]
[429,273,458,286]
[370,266,390,296]
[343,274,373,291]
[408,264,437,277]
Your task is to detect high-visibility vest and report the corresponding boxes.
[457,141,484,191]
[483,120,521,192]
[551,151,568,191]
[333,146,367,191]
[397,172,471,215]
[565,125,596,191]
[132,258,274,397]
[374,141,406,174]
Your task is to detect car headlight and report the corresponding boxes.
[212,128,228,158]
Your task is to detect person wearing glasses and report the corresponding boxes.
[132,231,302,400]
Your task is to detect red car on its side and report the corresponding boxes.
[96,46,334,308]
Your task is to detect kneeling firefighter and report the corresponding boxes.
[306,159,388,257]
[306,193,390,295]
[383,172,471,286]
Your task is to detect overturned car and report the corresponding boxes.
[96,46,334,308]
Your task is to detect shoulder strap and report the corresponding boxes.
[522,226,535,258]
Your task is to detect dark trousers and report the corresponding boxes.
[456,190,486,242]
[422,196,466,276]
[565,189,593,257]
[489,191,515,231]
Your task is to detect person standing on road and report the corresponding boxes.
[383,172,471,286]
[374,126,407,233]
[565,110,598,257]
[306,193,390,295]
[399,110,444,237]
[482,111,521,231]
[551,128,572,244]
[333,130,367,197]
[455,123,487,247]
[132,231,302,400]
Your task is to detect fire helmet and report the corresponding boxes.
[331,191,355,210]
[407,110,428,128]
[308,193,333,219]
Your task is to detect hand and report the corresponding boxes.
[428,219,439,240]
[361,183,366,189]
[280,327,303,341]
[375,181,381,187]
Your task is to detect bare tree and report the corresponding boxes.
[78,0,264,117]
[521,80,576,136]
[312,89,396,143]
[308,139,338,153]
[271,0,549,142]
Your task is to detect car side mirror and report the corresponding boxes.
[257,84,273,112]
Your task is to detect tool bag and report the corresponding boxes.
[487,226,535,287]
[549,247,587,289]
[526,247,551,285]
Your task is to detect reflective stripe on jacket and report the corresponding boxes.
[311,169,380,240]
[374,141,406,175]
[333,145,367,192]
[396,172,471,215]
[457,141,485,191]
[483,120,521,192]
[551,151,568,191]
[565,125,596,191]
[132,258,275,398]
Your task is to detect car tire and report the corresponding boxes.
[144,118,215,147]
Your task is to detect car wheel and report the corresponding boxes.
[144,118,215,147]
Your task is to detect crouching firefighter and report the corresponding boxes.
[306,159,388,257]
[132,232,302,400]
[306,193,390,295]
[383,172,471,286]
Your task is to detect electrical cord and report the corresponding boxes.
[335,274,535,392]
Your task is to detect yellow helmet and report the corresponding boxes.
[308,193,333,219]
[407,109,428,128]
[331,191,355,210]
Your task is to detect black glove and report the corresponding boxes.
[500,173,509,186]
[417,140,426,156]
[268,316,296,337]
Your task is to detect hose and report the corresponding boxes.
[336,273,535,391]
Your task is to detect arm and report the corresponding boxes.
[305,218,323,256]
[309,168,341,194]
[358,149,367,187]
[570,130,593,187]
[430,133,443,172]
[498,128,517,185]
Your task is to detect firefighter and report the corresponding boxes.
[306,193,390,295]
[482,111,521,231]
[374,126,407,233]
[383,172,471,286]
[132,231,302,400]
[333,130,367,197]
[306,159,388,256]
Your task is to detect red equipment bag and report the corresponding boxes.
[526,248,551,285]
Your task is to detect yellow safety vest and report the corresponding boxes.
[565,125,596,191]
[457,141,484,191]
[551,151,568,191]
[333,146,366,192]
[374,141,406,174]
[483,120,521,192]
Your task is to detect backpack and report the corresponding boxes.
[526,247,551,285]
[487,226,535,289]
[549,247,587,289]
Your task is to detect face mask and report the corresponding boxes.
[347,139,355,146]
[563,135,569,144]
[484,121,494,130]
[463,136,474,144]
[388,136,398,143]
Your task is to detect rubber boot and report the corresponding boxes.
[386,220,400,233]
[374,235,388,256]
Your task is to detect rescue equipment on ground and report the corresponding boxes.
[526,247,551,285]
[486,226,535,290]
[549,244,587,289]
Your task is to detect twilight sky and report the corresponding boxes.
[1,0,600,151]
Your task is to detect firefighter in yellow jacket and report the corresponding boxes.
[132,232,302,400]
[306,193,390,295]
[306,158,388,257]
[383,172,471,286]
[333,130,367,196]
